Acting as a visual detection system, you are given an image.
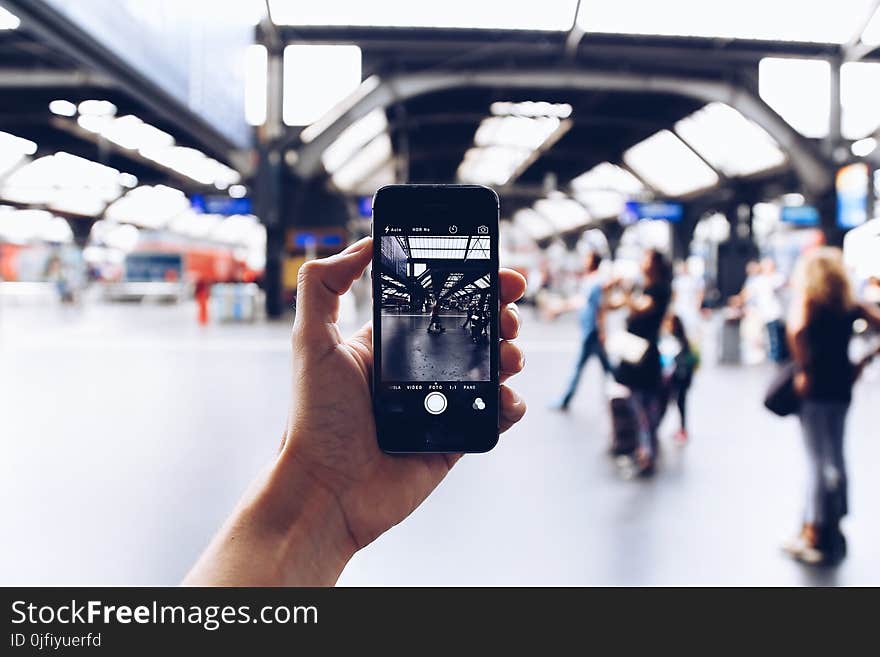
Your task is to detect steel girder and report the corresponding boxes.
[292,69,832,194]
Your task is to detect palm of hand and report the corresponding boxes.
[286,323,455,550]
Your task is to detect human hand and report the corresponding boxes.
[793,371,810,397]
[185,237,527,586]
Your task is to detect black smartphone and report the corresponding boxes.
[371,184,500,453]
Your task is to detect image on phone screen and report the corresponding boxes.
[379,234,492,382]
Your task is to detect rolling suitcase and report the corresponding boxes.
[607,381,638,456]
[719,317,741,365]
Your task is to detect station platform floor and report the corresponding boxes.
[380,312,490,381]
[1,298,879,586]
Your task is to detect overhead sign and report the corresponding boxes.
[836,163,869,230]
[357,196,373,218]
[287,229,346,253]
[191,195,252,216]
[780,205,819,226]
[622,201,683,224]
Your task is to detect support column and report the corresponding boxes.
[716,202,757,299]
[671,205,699,262]
[257,48,286,319]
[826,55,843,161]
[257,145,285,318]
[821,55,845,246]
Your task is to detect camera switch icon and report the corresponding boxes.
[477,225,489,234]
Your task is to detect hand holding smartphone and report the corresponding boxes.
[372,185,501,453]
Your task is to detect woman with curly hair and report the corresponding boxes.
[784,247,880,565]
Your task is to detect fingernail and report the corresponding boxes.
[519,353,525,370]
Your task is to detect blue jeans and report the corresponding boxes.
[766,319,787,363]
[799,400,849,526]
[559,330,611,406]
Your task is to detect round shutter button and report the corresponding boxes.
[424,392,447,415]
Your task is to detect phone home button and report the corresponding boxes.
[424,392,447,415]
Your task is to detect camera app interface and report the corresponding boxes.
[379,233,492,382]
[375,220,497,450]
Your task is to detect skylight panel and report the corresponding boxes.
[623,130,719,197]
[674,102,786,177]
[269,0,578,31]
[533,198,591,232]
[575,0,875,44]
[759,58,831,139]
[571,162,644,194]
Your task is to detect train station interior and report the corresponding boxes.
[2,1,880,585]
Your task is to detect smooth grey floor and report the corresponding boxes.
[381,312,489,381]
[1,297,879,586]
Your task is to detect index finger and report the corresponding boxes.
[500,268,526,305]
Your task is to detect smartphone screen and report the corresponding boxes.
[372,185,500,453]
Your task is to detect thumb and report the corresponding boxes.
[293,237,372,335]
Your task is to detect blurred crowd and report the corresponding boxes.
[530,244,880,567]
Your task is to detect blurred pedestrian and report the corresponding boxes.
[195,276,210,326]
[549,251,610,411]
[783,248,880,566]
[427,299,445,333]
[46,253,74,303]
[609,249,673,475]
[672,259,704,339]
[663,314,699,443]
[745,258,787,363]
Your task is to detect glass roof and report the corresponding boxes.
[401,235,491,260]
[623,130,719,197]
[841,62,880,139]
[322,108,388,173]
[571,162,645,194]
[513,208,556,241]
[0,153,124,216]
[0,207,72,244]
[269,0,578,31]
[570,163,644,219]
[759,58,880,139]
[270,0,878,45]
[330,134,392,192]
[759,58,831,139]
[533,198,592,232]
[283,45,362,126]
[105,185,189,229]
[575,0,877,44]
[474,116,561,150]
[458,108,568,186]
[0,131,37,179]
[674,103,786,177]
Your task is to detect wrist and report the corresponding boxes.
[252,447,358,586]
[185,439,357,587]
